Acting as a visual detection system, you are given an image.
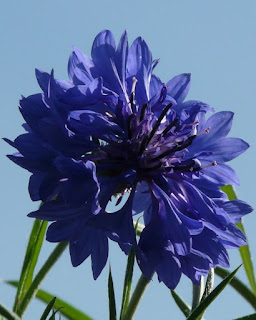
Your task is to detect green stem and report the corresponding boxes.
[122,274,152,320]
[191,277,204,311]
[17,242,68,317]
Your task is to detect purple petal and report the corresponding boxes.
[166,73,191,103]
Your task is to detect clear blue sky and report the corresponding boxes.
[1,1,256,319]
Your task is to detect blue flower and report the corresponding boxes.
[6,30,253,288]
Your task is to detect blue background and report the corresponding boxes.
[1,1,256,319]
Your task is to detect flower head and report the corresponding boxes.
[6,30,253,288]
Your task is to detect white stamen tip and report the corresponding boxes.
[131,77,138,93]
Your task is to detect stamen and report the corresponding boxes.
[127,114,134,139]
[151,135,196,161]
[197,127,210,137]
[129,77,138,113]
[162,118,179,135]
[131,76,138,93]
[146,102,173,145]
[140,103,148,122]
[185,120,199,127]
[201,161,217,169]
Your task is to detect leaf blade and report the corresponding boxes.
[108,267,117,320]
[16,242,68,316]
[233,313,256,320]
[221,185,256,294]
[7,281,93,320]
[187,265,241,320]
[40,297,56,320]
[170,290,191,317]
[0,302,21,320]
[215,267,256,310]
[13,219,48,312]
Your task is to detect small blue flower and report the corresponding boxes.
[6,30,253,288]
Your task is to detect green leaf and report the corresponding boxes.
[170,290,191,317]
[233,313,256,320]
[187,265,241,320]
[120,246,135,319]
[215,267,256,310]
[40,297,56,320]
[13,219,48,312]
[0,302,21,320]
[7,280,93,320]
[221,185,256,294]
[108,267,117,320]
[16,242,68,317]
[49,307,63,320]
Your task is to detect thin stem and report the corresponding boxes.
[191,277,204,311]
[122,274,152,320]
[17,242,68,317]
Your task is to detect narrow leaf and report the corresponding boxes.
[170,290,191,317]
[221,185,256,294]
[16,242,68,316]
[187,265,241,320]
[120,246,135,319]
[13,219,48,312]
[40,297,56,320]
[233,313,256,320]
[0,302,21,320]
[215,267,256,310]
[7,281,93,320]
[49,307,63,320]
[108,267,117,320]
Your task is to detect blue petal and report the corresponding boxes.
[155,253,182,289]
[115,31,128,86]
[54,157,100,210]
[28,200,89,221]
[192,229,230,268]
[198,137,249,163]
[181,249,211,284]
[166,73,191,104]
[68,109,124,139]
[91,30,123,94]
[29,171,60,201]
[68,46,94,82]
[201,162,240,186]
[126,37,152,105]
[69,225,109,279]
[190,112,234,153]
[46,218,85,242]
[220,200,253,223]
